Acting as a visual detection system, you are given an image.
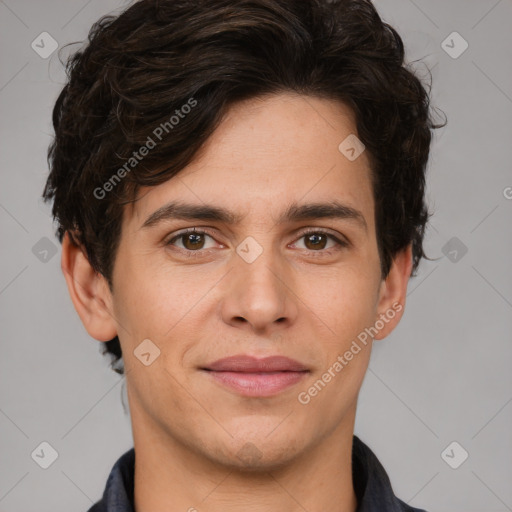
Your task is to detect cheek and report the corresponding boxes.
[305,271,378,402]
[111,254,215,366]
[301,265,380,340]
[110,252,171,339]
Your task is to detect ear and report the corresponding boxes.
[61,231,118,342]
[373,244,413,341]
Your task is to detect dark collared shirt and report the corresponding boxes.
[87,435,428,512]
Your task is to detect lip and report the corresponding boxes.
[204,355,308,372]
[201,355,309,397]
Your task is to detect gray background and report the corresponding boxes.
[1,0,511,511]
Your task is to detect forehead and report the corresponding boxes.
[125,92,374,231]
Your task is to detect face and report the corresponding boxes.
[73,92,410,470]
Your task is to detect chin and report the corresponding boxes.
[206,432,306,473]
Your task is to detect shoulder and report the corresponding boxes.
[85,448,135,512]
[352,436,429,512]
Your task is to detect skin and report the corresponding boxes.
[62,92,412,512]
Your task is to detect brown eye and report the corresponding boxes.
[293,230,348,253]
[181,232,205,250]
[303,232,329,250]
[167,229,216,251]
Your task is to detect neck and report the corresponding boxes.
[131,405,358,512]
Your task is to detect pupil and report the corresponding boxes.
[307,233,325,249]
[186,233,203,248]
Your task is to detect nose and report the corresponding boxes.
[219,238,299,335]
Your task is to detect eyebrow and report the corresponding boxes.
[141,200,367,232]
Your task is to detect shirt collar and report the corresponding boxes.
[87,436,427,512]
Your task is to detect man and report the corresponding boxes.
[43,0,441,510]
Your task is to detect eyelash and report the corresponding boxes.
[165,227,349,258]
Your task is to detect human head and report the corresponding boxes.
[43,0,440,374]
